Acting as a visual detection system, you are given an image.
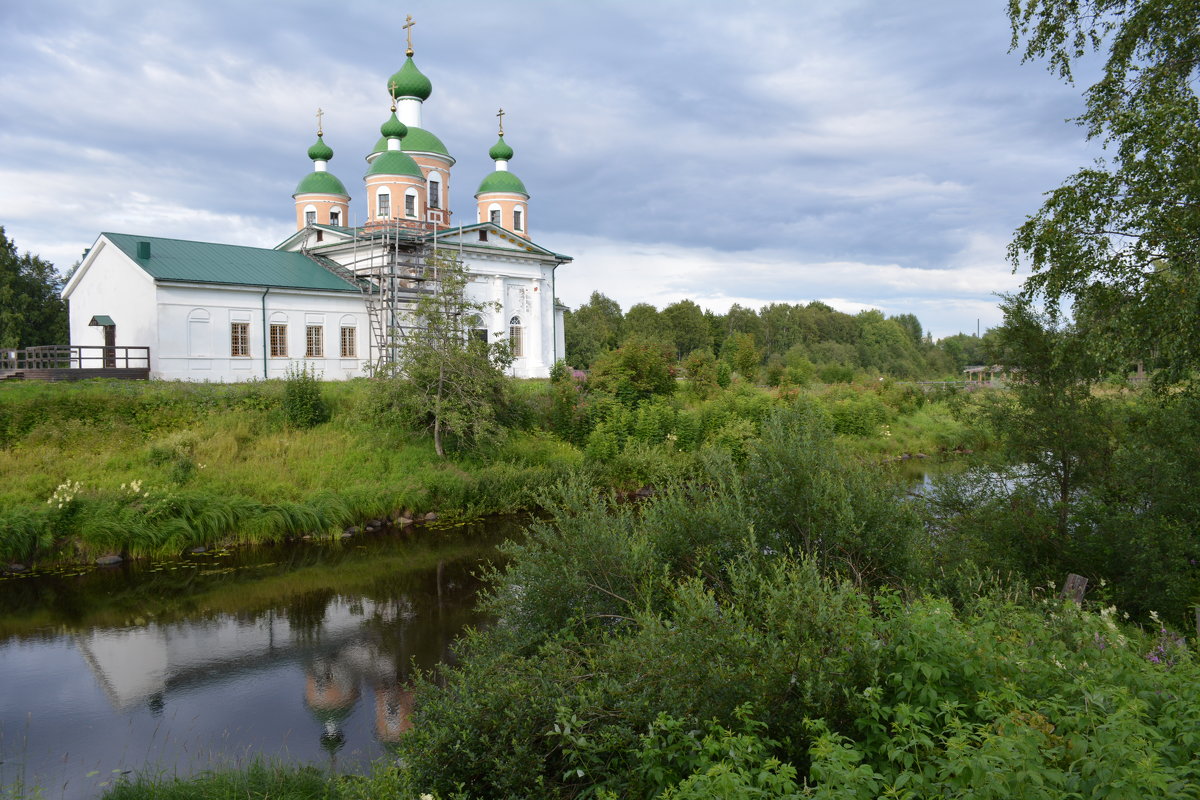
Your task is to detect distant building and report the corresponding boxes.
[63,21,570,381]
[962,364,1009,385]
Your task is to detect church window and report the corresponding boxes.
[429,178,440,209]
[330,209,341,225]
[230,322,249,357]
[478,230,488,242]
[306,325,323,358]
[305,210,316,225]
[270,324,288,357]
[508,315,523,358]
[470,328,488,344]
[340,326,357,358]
[490,209,501,224]
[513,208,523,231]
[405,192,416,217]
[377,192,391,218]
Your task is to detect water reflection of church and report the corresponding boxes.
[73,566,463,756]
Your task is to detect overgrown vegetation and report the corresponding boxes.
[0,367,981,565]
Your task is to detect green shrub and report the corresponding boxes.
[282,364,330,429]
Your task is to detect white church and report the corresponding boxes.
[61,23,571,382]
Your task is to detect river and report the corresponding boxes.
[0,517,523,799]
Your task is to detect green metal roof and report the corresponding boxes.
[370,126,451,157]
[89,315,115,326]
[307,134,333,161]
[388,57,432,100]
[365,149,424,178]
[104,232,361,292]
[488,135,514,161]
[294,171,349,196]
[476,170,528,196]
[380,112,408,139]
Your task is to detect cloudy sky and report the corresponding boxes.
[0,0,1100,339]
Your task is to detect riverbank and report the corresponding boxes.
[0,377,990,566]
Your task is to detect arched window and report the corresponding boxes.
[330,209,341,226]
[377,189,391,219]
[187,309,211,357]
[513,205,524,232]
[508,315,523,358]
[405,189,418,218]
[428,173,442,209]
[488,203,502,225]
[303,204,317,226]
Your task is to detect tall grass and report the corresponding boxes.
[0,377,991,563]
[100,760,337,800]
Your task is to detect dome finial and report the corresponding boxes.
[388,81,397,113]
[315,107,324,137]
[496,107,505,136]
[403,14,416,58]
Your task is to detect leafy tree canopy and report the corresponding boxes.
[1008,0,1200,386]
[0,226,68,349]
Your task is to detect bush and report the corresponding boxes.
[282,364,329,429]
[588,338,676,406]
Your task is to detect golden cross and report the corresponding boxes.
[315,107,324,136]
[403,14,415,56]
[496,107,505,136]
[388,81,398,112]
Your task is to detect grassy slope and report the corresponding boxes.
[0,378,985,564]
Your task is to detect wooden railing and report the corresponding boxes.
[1,345,151,371]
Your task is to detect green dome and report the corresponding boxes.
[402,127,451,156]
[370,126,451,158]
[365,150,425,179]
[488,135,514,161]
[388,57,432,101]
[476,170,528,196]
[380,112,408,140]
[307,134,334,161]
[295,171,349,196]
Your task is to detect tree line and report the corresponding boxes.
[564,293,996,383]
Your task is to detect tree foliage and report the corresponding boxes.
[1008,0,1200,385]
[563,291,622,368]
[0,226,68,348]
[370,252,512,456]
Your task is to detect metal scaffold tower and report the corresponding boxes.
[299,217,439,374]
[357,218,437,374]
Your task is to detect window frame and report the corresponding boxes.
[340,326,357,358]
[270,323,288,357]
[231,321,250,357]
[508,315,524,358]
[305,325,324,358]
[377,191,391,218]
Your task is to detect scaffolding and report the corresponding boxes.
[300,217,439,374]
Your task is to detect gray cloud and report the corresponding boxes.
[0,0,1098,338]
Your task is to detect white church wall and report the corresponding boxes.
[154,283,370,382]
[455,250,556,378]
[66,241,159,371]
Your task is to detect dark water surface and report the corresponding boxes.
[0,518,521,799]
